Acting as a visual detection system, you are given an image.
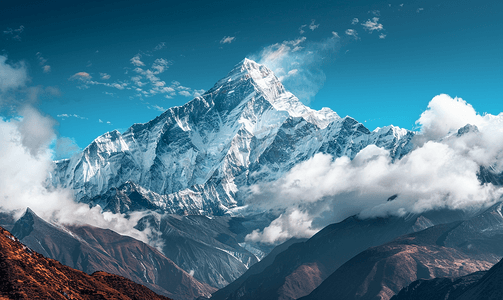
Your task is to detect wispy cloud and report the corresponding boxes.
[3,25,24,41]
[36,52,51,73]
[57,113,88,120]
[299,24,307,34]
[379,33,387,39]
[153,42,166,51]
[220,36,235,44]
[100,72,111,80]
[351,18,359,25]
[417,8,424,13]
[309,19,320,31]
[369,10,380,16]
[251,33,339,104]
[362,17,384,32]
[345,29,359,39]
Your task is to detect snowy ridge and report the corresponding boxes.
[52,58,414,215]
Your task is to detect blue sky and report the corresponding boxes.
[1,0,502,158]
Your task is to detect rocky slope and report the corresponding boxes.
[134,212,277,289]
[301,201,503,300]
[11,208,215,300]
[392,257,503,300]
[0,225,172,300]
[212,209,473,300]
[52,58,414,216]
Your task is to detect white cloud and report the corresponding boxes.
[220,36,236,44]
[3,25,24,41]
[362,17,384,32]
[100,73,111,80]
[153,42,166,51]
[245,209,318,244]
[179,90,192,97]
[370,10,381,16]
[0,55,28,93]
[332,31,340,38]
[43,65,51,73]
[151,58,170,74]
[299,24,307,34]
[379,33,387,39]
[69,72,92,81]
[151,104,166,112]
[351,18,359,25]
[57,113,87,120]
[130,54,145,67]
[309,19,320,31]
[250,34,339,104]
[417,8,424,13]
[345,29,359,39]
[245,94,503,244]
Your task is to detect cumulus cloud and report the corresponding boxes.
[130,54,145,67]
[220,36,235,44]
[251,34,339,104]
[245,94,503,244]
[362,17,384,32]
[345,29,359,39]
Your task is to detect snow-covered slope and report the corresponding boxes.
[52,58,414,215]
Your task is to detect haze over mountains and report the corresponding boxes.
[1,58,503,299]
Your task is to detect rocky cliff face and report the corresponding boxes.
[52,59,414,216]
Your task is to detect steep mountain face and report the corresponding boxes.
[0,225,172,300]
[301,201,503,300]
[11,208,215,300]
[392,257,503,300]
[52,58,414,215]
[211,238,307,300]
[213,209,473,300]
[135,212,277,289]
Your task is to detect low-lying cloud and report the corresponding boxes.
[0,56,159,247]
[246,94,503,244]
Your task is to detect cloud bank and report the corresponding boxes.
[0,56,159,247]
[246,94,503,244]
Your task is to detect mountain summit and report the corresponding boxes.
[52,59,414,215]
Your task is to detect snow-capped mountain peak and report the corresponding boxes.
[51,58,414,215]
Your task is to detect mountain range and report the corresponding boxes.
[51,58,414,216]
[15,58,499,300]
